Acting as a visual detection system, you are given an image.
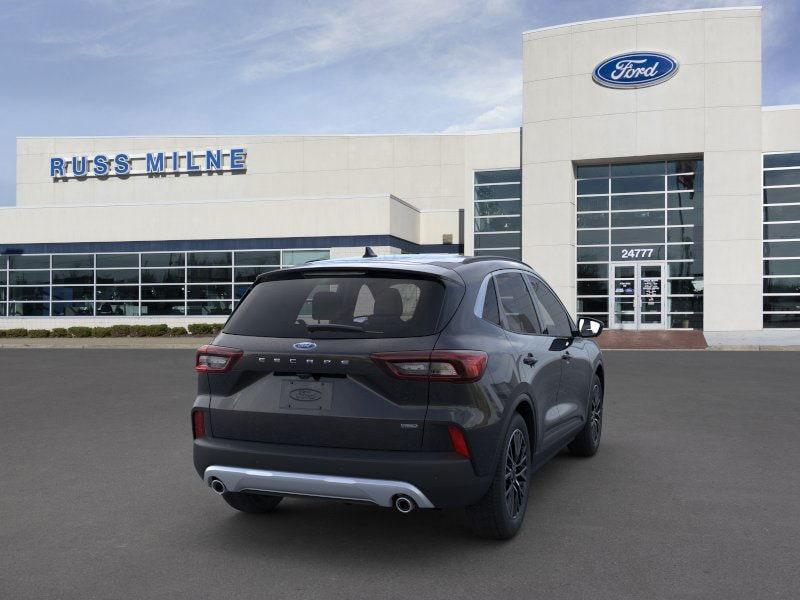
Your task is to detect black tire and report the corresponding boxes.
[568,374,603,457]
[466,413,531,540]
[221,492,283,514]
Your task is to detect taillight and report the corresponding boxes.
[192,410,206,439]
[448,425,470,458]
[195,345,243,373]
[370,350,488,383]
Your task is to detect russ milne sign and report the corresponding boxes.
[592,52,678,89]
[50,148,246,179]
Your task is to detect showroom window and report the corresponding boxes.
[474,169,521,260]
[575,159,704,329]
[0,248,329,318]
[763,153,800,328]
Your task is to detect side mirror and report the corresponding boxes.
[577,317,604,338]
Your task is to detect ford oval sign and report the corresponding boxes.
[593,52,678,89]
[293,341,317,350]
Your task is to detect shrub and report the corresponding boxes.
[51,328,69,338]
[68,326,92,338]
[130,325,148,337]
[0,330,5,338]
[168,326,188,337]
[109,324,132,337]
[145,324,169,337]
[4,328,28,338]
[28,329,51,338]
[91,327,112,338]
[211,323,225,334]
[188,323,213,335]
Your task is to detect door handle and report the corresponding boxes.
[522,353,537,366]
[561,351,572,361]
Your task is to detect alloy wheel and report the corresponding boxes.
[504,428,528,519]
[590,383,603,445]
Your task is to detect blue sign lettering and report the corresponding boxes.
[593,52,678,89]
[114,153,130,175]
[205,149,221,170]
[93,154,109,176]
[72,156,88,177]
[146,152,165,173]
[50,157,65,177]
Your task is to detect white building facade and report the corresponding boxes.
[2,6,799,338]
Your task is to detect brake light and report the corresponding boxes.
[448,425,470,458]
[195,345,243,373]
[192,410,206,439]
[370,351,488,383]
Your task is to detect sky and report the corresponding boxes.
[1,0,798,206]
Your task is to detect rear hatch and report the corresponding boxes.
[203,265,464,451]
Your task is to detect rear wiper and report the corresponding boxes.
[305,323,379,333]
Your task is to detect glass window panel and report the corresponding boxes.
[763,188,800,205]
[764,259,800,276]
[95,286,138,301]
[141,268,185,284]
[141,302,185,316]
[282,250,330,266]
[763,296,800,312]
[473,248,522,260]
[474,184,522,200]
[611,210,664,228]
[764,170,800,187]
[577,196,609,212]
[611,176,663,194]
[141,285,185,300]
[667,209,696,226]
[96,253,138,268]
[10,270,50,285]
[96,269,138,284]
[140,253,185,267]
[577,281,608,296]
[234,285,250,299]
[96,302,139,316]
[52,270,93,284]
[577,298,608,313]
[610,162,664,176]
[53,286,93,301]
[764,223,800,240]
[764,205,800,222]
[474,233,521,249]
[51,302,94,316]
[234,250,280,266]
[481,278,501,326]
[474,216,521,233]
[577,212,608,229]
[763,278,800,294]
[668,227,694,244]
[187,267,231,283]
[668,262,696,277]
[0,271,5,285]
[667,160,701,174]
[576,165,609,178]
[52,254,93,269]
[9,255,49,269]
[0,255,5,269]
[576,179,608,195]
[188,251,232,266]
[667,245,693,261]
[10,287,49,301]
[764,314,800,328]
[669,280,703,295]
[764,153,800,168]
[577,230,608,245]
[763,241,800,258]
[611,194,664,210]
[234,266,277,283]
[0,304,5,316]
[0,288,5,302]
[474,200,521,216]
[474,170,520,184]
[493,273,540,335]
[667,191,701,209]
[527,276,573,337]
[577,264,608,279]
[8,302,49,316]
[669,297,703,312]
[577,247,608,262]
[611,228,664,244]
[187,285,231,300]
[670,314,704,329]
[187,301,232,316]
[667,174,697,191]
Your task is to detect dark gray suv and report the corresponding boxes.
[192,253,604,539]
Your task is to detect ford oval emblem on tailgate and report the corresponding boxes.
[288,388,323,402]
[293,341,317,350]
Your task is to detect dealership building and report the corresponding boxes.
[2,6,799,340]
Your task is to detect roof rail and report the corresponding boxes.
[461,255,533,269]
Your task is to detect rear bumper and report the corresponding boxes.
[194,437,492,508]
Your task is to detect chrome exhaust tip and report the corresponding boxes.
[209,478,227,495]
[394,495,415,514]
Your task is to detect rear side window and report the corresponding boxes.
[481,278,501,326]
[494,273,540,334]
[224,274,445,338]
[526,275,573,337]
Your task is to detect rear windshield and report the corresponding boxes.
[224,273,446,338]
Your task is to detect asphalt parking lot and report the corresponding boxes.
[1,349,798,600]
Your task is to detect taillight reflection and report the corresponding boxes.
[195,345,243,373]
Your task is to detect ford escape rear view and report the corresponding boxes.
[192,253,605,539]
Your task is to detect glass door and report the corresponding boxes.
[610,262,666,330]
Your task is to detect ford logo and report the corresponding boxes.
[288,388,322,402]
[593,52,678,89]
[293,341,317,350]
